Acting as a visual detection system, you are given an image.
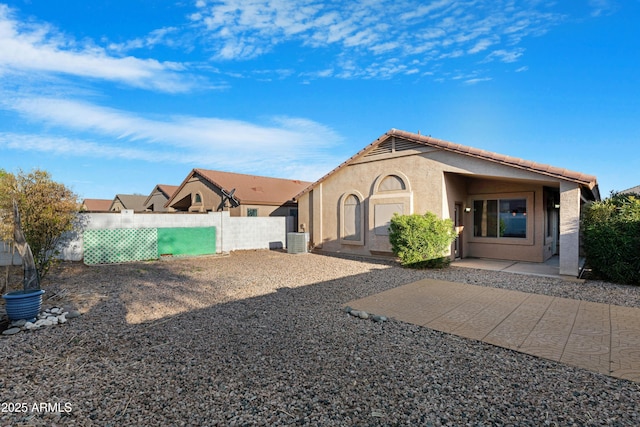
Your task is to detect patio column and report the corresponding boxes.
[312,183,323,249]
[559,181,581,277]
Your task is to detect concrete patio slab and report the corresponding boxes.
[453,256,563,279]
[347,278,640,383]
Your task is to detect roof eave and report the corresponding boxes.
[294,128,600,200]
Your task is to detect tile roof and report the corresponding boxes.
[168,169,312,206]
[112,194,148,211]
[620,185,640,194]
[157,184,179,198]
[81,198,112,212]
[295,129,600,200]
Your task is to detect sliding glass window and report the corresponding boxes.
[473,198,527,238]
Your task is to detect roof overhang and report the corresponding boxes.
[295,129,600,202]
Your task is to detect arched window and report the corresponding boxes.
[379,175,406,191]
[343,195,361,241]
[194,193,202,203]
[340,193,364,245]
[371,173,412,237]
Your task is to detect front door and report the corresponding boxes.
[545,189,560,256]
[550,208,559,255]
[454,203,463,259]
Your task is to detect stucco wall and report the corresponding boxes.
[299,144,572,263]
[171,177,224,212]
[559,181,582,276]
[465,179,547,262]
[145,192,173,212]
[309,153,448,255]
[230,204,296,217]
[110,200,124,211]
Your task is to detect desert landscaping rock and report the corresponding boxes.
[371,314,387,322]
[9,319,27,327]
[1,250,640,426]
[2,327,21,335]
[1,305,78,335]
[24,321,37,330]
[66,309,81,319]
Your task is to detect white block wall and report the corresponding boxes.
[221,215,286,251]
[1,210,289,264]
[0,241,20,266]
[81,210,222,230]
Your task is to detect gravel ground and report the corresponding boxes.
[1,250,640,426]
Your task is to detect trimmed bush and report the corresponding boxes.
[389,212,457,268]
[582,193,640,285]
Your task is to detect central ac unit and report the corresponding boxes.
[287,232,308,254]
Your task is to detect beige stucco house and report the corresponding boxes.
[144,184,179,212]
[109,194,148,212]
[295,129,600,277]
[165,169,311,218]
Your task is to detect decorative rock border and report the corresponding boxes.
[2,306,81,336]
[343,305,387,323]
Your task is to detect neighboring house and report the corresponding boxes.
[110,194,148,212]
[165,168,311,218]
[144,184,179,212]
[81,199,112,212]
[620,185,640,195]
[295,129,600,277]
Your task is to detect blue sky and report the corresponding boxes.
[0,0,638,200]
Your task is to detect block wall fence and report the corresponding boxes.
[0,210,293,265]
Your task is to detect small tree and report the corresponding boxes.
[0,169,82,288]
[389,212,457,268]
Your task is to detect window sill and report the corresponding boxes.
[468,237,534,246]
[340,239,365,246]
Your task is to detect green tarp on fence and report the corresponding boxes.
[83,227,216,265]
[157,227,216,257]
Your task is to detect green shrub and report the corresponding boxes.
[389,212,457,268]
[582,193,640,285]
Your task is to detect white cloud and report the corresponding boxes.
[0,1,570,84]
[464,77,492,85]
[483,48,525,63]
[468,37,498,54]
[0,5,194,93]
[1,95,345,181]
[107,27,179,53]
[191,0,564,80]
[588,0,618,17]
[0,132,175,162]
[399,0,453,21]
